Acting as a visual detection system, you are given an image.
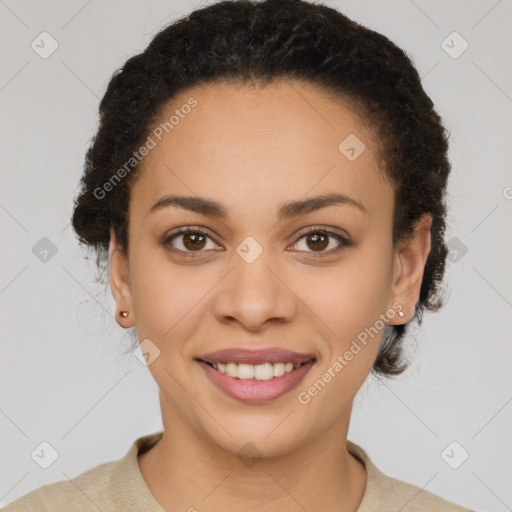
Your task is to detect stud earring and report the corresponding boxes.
[397,310,404,318]
[119,311,129,319]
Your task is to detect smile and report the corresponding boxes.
[196,348,316,404]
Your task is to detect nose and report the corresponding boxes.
[212,247,297,332]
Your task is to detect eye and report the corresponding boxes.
[162,227,220,255]
[288,227,351,258]
[162,225,352,258]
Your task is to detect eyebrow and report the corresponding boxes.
[148,192,369,220]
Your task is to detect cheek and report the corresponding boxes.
[301,254,392,336]
[299,281,385,383]
[293,247,393,382]
[294,273,389,421]
[128,250,209,344]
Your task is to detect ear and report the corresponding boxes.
[109,226,135,327]
[388,213,432,325]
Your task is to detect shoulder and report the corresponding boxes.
[347,440,476,512]
[0,459,117,512]
[0,432,164,512]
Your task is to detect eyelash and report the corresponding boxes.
[161,225,352,259]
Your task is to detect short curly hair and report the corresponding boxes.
[71,0,451,377]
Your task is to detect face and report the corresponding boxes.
[110,80,431,458]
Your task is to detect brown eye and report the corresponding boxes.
[163,228,219,254]
[290,228,351,257]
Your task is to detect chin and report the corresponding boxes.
[199,413,312,462]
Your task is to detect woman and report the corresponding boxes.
[2,0,475,510]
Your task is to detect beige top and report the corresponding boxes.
[1,431,474,511]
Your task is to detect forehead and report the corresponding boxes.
[130,79,392,221]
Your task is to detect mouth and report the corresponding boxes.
[195,348,316,404]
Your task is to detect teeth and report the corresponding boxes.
[238,363,256,379]
[212,361,304,380]
[273,362,285,377]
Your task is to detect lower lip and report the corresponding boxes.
[197,360,315,404]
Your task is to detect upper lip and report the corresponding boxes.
[197,348,315,366]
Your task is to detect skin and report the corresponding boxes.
[109,80,432,511]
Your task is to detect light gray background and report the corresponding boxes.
[1,0,511,510]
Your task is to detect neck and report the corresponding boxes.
[138,402,366,512]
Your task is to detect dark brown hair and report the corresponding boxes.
[71,0,451,377]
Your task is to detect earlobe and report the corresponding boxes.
[388,214,432,325]
[108,227,134,327]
